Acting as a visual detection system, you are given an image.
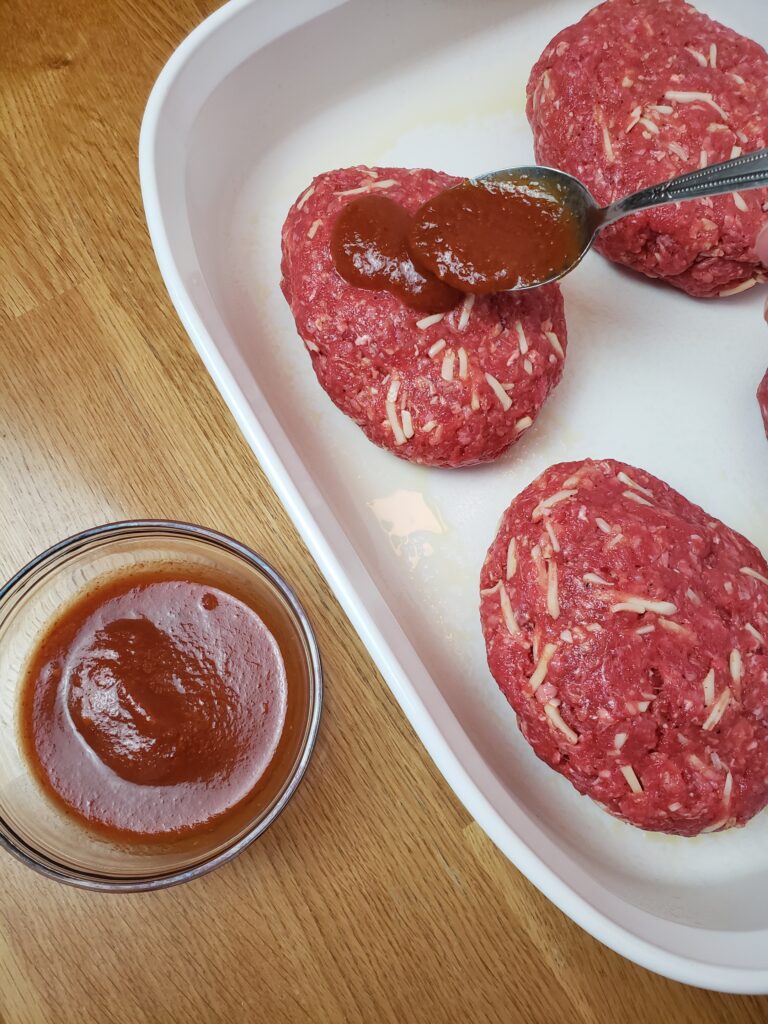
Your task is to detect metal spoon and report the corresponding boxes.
[478,147,768,290]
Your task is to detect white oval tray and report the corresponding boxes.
[139,0,768,992]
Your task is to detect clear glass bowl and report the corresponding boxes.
[0,520,322,892]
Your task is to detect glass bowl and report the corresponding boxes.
[0,520,322,892]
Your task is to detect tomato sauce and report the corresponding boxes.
[19,568,291,841]
[408,176,582,293]
[330,194,462,312]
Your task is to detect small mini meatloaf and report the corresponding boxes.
[480,458,768,836]
[281,167,567,467]
[527,0,768,298]
[759,369,768,439]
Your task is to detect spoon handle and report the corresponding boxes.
[602,148,768,225]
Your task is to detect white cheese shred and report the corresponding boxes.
[515,416,533,433]
[546,560,560,620]
[701,818,728,834]
[506,538,517,579]
[719,279,756,296]
[620,765,643,794]
[611,597,677,616]
[532,489,577,521]
[544,520,560,553]
[441,350,455,382]
[428,338,446,357]
[622,490,654,507]
[702,687,731,731]
[625,105,642,133]
[401,409,414,439]
[583,572,613,586]
[702,668,715,706]
[296,185,315,210]
[385,402,406,446]
[741,566,768,586]
[544,702,578,743]
[658,618,690,636]
[729,649,743,687]
[723,770,733,804]
[529,643,557,693]
[417,313,445,331]
[307,218,322,239]
[498,585,520,637]
[595,517,611,534]
[745,623,765,646]
[515,321,528,355]
[334,184,372,197]
[545,331,564,358]
[457,294,475,331]
[457,347,468,379]
[484,372,512,411]
[602,125,615,163]
[664,90,728,120]
[684,46,708,67]
[617,471,653,497]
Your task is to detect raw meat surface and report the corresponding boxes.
[759,368,768,439]
[281,167,567,467]
[526,0,768,298]
[480,458,768,836]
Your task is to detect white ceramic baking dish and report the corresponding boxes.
[140,0,768,991]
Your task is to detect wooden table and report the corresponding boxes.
[1,2,766,1021]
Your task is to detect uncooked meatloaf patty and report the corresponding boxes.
[280,167,567,467]
[527,0,768,298]
[480,458,768,836]
[759,369,768,439]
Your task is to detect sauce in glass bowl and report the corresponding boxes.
[19,566,294,841]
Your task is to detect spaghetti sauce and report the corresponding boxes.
[330,174,582,304]
[408,176,582,293]
[19,568,292,841]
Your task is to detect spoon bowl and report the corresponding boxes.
[476,147,768,291]
[475,165,600,290]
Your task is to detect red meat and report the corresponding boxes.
[759,368,768,439]
[281,167,567,467]
[480,458,768,836]
[526,0,768,298]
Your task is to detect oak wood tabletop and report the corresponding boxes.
[1,1,767,1021]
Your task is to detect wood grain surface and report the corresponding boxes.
[1,2,767,1021]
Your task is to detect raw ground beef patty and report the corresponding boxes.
[480,458,768,836]
[526,0,768,298]
[759,369,768,439]
[280,167,566,467]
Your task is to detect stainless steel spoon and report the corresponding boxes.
[477,147,768,290]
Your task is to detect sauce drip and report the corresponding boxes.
[330,194,462,313]
[20,570,290,840]
[408,176,583,293]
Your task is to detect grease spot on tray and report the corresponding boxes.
[368,489,447,566]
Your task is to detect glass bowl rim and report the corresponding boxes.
[0,518,323,893]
